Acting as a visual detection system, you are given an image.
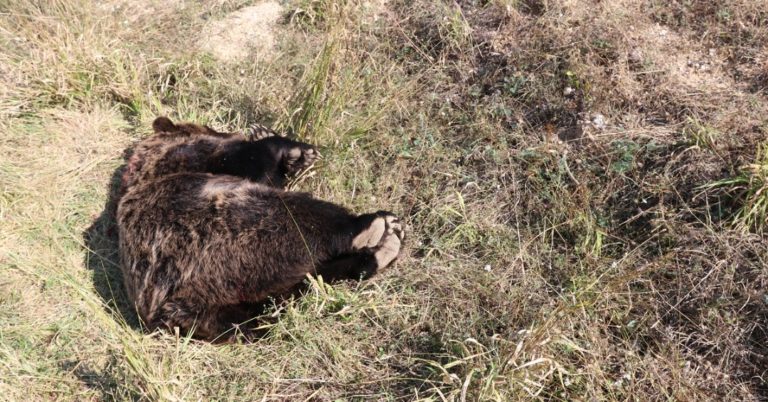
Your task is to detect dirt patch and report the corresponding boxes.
[198,2,283,63]
[630,23,732,92]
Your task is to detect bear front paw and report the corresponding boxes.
[284,144,320,174]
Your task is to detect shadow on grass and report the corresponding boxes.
[58,358,132,401]
[82,160,141,330]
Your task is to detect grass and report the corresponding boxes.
[1,0,767,400]
[704,142,768,233]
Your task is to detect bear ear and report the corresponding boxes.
[152,117,176,133]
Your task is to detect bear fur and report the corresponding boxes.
[116,117,403,341]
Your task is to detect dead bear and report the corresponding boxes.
[116,117,403,341]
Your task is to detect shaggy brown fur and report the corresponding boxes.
[116,117,403,341]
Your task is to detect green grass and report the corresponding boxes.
[1,0,767,400]
[703,142,768,232]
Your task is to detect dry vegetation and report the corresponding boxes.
[1,0,767,400]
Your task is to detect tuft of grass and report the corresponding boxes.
[703,142,768,232]
[289,0,350,31]
[684,116,721,151]
[278,37,337,139]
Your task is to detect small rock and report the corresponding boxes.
[483,264,492,272]
[591,113,606,130]
[563,86,575,96]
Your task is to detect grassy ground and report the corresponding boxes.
[1,0,767,400]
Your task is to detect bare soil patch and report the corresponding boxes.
[199,2,283,62]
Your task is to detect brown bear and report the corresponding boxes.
[116,117,403,341]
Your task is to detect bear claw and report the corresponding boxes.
[246,124,280,140]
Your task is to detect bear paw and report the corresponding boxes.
[352,212,404,269]
[283,144,320,174]
[374,215,403,269]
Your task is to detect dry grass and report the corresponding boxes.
[1,0,767,400]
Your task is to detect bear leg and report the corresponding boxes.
[208,137,318,187]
